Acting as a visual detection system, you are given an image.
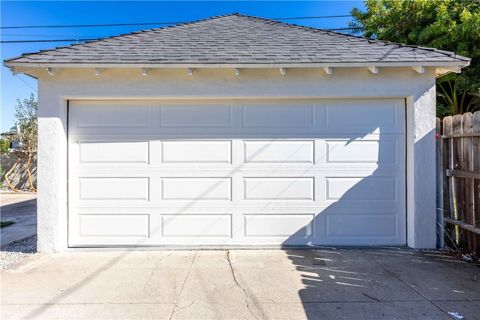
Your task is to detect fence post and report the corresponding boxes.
[473,111,480,255]
[453,115,464,244]
[436,117,444,248]
[443,116,455,244]
[463,113,474,252]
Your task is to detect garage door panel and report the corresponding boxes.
[78,177,150,201]
[243,177,314,201]
[326,139,397,164]
[242,103,314,129]
[324,99,404,134]
[160,104,232,128]
[162,214,232,237]
[244,140,314,164]
[79,214,150,238]
[161,177,232,200]
[70,102,151,131]
[325,214,397,238]
[69,99,406,247]
[325,177,397,201]
[78,140,150,164]
[162,140,232,163]
[76,106,149,128]
[244,214,314,238]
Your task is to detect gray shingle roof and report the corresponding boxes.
[4,13,470,66]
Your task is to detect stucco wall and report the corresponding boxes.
[36,67,437,251]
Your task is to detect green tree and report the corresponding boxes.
[350,0,480,116]
[0,137,11,185]
[4,94,38,191]
[0,138,10,154]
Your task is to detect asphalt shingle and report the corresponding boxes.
[4,13,470,66]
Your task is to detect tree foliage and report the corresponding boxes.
[15,94,38,155]
[4,94,38,191]
[0,138,10,185]
[350,0,480,116]
[0,138,10,154]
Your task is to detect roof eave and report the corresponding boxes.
[4,60,470,69]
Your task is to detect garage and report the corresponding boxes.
[5,13,469,251]
[68,99,406,247]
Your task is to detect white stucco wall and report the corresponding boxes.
[35,67,437,251]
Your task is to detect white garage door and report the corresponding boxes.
[68,99,406,247]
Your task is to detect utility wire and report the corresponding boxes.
[1,26,362,38]
[330,27,362,31]
[0,27,363,43]
[15,75,37,92]
[1,21,183,29]
[270,14,353,20]
[1,39,104,43]
[0,14,352,29]
[1,33,102,37]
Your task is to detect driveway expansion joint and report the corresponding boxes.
[168,252,197,320]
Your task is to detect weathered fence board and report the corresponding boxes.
[436,117,444,247]
[439,111,480,257]
[473,112,480,252]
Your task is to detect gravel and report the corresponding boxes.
[0,235,37,270]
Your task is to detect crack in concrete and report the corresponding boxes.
[143,252,175,301]
[175,301,195,311]
[362,292,381,302]
[226,250,259,320]
[168,252,197,320]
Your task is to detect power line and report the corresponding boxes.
[15,75,37,92]
[0,27,363,43]
[1,25,362,38]
[0,15,352,29]
[1,39,98,43]
[1,33,102,37]
[273,15,352,20]
[330,27,362,31]
[1,21,181,30]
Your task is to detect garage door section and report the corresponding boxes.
[68,99,406,247]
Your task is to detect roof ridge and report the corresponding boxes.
[234,13,470,62]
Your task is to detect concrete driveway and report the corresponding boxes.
[1,248,479,320]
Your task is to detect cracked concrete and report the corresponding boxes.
[143,252,175,301]
[1,249,479,319]
[227,250,260,320]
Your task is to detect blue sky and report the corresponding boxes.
[1,1,363,131]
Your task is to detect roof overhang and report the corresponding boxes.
[5,60,470,79]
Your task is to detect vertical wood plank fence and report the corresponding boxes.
[437,111,480,258]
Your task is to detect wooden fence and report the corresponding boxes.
[437,111,480,257]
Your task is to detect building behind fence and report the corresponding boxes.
[437,111,480,258]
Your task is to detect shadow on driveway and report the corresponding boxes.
[1,193,37,248]
[284,248,480,320]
